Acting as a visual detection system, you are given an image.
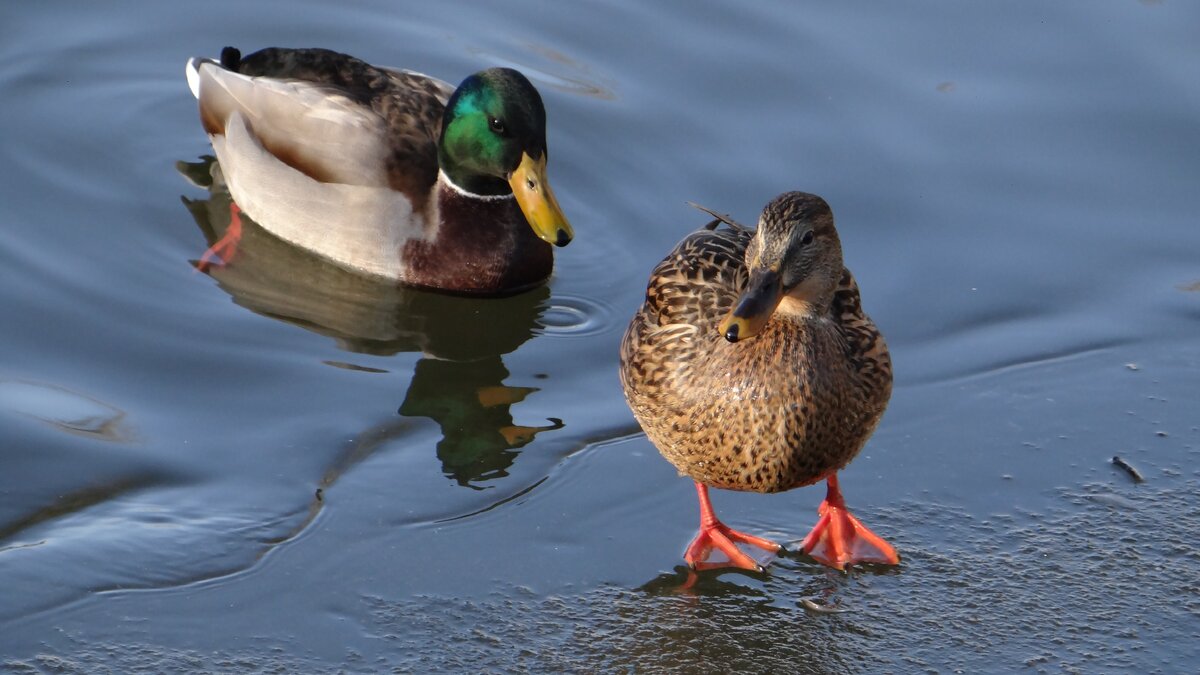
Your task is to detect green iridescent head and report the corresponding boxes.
[439,68,572,247]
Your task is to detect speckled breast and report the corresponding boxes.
[624,318,889,494]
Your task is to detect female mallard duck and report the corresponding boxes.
[185,46,573,295]
[619,191,899,571]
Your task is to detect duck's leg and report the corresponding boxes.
[799,474,900,570]
[684,482,781,572]
[197,202,244,271]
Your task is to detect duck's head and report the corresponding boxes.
[719,192,844,343]
[439,68,573,247]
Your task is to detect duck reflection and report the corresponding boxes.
[631,565,857,674]
[401,358,563,487]
[179,156,561,487]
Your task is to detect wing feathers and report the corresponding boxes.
[212,112,423,279]
[194,61,390,187]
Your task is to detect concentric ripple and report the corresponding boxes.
[537,295,615,338]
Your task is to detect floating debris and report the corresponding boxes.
[1111,456,1145,483]
[1125,363,1139,371]
[801,598,851,614]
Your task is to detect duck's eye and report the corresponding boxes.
[800,230,815,246]
[489,117,506,135]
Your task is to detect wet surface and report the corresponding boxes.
[1,0,1199,672]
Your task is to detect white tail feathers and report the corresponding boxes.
[185,57,211,99]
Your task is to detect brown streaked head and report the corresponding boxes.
[719,191,844,342]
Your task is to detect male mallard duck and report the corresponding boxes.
[185,46,572,295]
[619,191,899,571]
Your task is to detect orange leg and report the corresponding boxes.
[196,202,244,271]
[684,482,782,572]
[800,474,900,570]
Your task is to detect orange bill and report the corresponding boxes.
[509,152,573,247]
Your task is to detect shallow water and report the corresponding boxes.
[2,0,1198,672]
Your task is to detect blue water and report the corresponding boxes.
[1,1,1198,671]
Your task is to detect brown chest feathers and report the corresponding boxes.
[619,228,892,493]
[401,186,553,295]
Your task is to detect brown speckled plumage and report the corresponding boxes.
[620,192,892,494]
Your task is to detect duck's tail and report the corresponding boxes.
[186,47,241,99]
[185,58,211,98]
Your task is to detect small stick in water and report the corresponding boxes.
[1111,456,1145,483]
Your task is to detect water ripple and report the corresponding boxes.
[0,379,132,442]
[470,45,617,100]
[536,295,615,338]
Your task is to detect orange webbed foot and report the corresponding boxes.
[799,475,899,570]
[685,482,782,572]
[685,520,782,572]
[196,202,244,271]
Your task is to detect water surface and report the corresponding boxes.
[1,1,1198,672]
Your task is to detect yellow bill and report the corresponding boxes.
[510,152,573,247]
[718,268,783,343]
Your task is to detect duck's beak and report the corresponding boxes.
[719,267,783,343]
[510,152,573,247]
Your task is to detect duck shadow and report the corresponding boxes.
[178,156,562,489]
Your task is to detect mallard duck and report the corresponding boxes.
[619,191,899,571]
[185,46,573,295]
